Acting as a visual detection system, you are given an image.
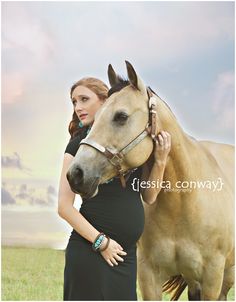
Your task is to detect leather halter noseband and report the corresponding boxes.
[79,87,158,188]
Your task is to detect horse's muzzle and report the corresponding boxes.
[66,165,99,199]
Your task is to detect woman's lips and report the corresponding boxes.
[80,114,88,120]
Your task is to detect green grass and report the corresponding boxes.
[2,246,235,301]
[2,246,64,301]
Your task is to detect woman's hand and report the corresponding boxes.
[140,131,171,205]
[153,131,171,164]
[100,238,127,267]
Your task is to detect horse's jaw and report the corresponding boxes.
[69,177,100,200]
[78,186,98,200]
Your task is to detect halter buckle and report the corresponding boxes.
[109,153,123,167]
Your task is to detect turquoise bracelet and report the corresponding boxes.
[92,233,105,252]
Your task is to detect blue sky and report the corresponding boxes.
[2,1,235,183]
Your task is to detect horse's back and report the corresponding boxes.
[199,140,234,189]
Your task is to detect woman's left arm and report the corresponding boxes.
[140,131,171,205]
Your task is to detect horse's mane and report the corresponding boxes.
[108,76,130,97]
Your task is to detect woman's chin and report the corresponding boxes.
[80,118,91,127]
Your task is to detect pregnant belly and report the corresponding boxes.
[79,197,144,249]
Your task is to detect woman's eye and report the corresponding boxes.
[113,112,129,124]
[81,97,88,102]
[72,100,76,106]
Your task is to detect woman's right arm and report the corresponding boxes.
[58,154,127,266]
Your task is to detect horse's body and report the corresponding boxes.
[137,98,234,300]
[67,62,234,300]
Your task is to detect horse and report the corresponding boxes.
[67,61,234,300]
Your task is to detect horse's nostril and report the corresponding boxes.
[66,171,71,183]
[75,166,83,180]
[67,166,84,187]
[66,166,85,194]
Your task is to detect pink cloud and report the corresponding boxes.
[2,4,56,62]
[2,3,57,104]
[2,73,26,104]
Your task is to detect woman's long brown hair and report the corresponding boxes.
[68,77,109,140]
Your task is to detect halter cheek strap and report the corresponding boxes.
[79,87,158,188]
[147,86,158,139]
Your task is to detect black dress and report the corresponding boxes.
[63,134,144,301]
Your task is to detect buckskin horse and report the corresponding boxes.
[67,61,234,300]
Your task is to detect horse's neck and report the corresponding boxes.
[155,98,195,181]
[145,99,198,215]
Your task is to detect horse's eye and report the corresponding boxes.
[113,112,129,124]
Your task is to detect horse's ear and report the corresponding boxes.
[125,61,146,93]
[125,61,138,88]
[108,64,119,87]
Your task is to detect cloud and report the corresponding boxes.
[1,188,16,205]
[2,181,58,207]
[2,3,55,61]
[1,1,234,182]
[2,2,57,104]
[2,152,23,169]
[66,2,234,69]
[2,152,32,174]
[2,73,26,104]
[20,184,27,193]
[47,185,57,196]
[2,2,234,103]
[211,71,234,130]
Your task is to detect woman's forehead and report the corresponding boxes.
[72,85,95,97]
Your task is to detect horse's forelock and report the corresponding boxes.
[108,76,130,97]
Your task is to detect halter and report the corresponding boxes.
[79,87,158,188]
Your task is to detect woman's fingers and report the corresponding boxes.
[156,131,171,149]
[160,130,167,138]
[164,131,171,148]
[105,252,127,267]
[114,254,124,262]
[107,259,114,267]
[102,240,127,267]
[117,250,127,256]
[118,244,123,251]
[158,134,164,146]
[111,257,118,266]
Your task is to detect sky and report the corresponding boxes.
[2,1,235,186]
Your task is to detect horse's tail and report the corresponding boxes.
[162,275,187,300]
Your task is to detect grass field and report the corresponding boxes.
[2,246,64,301]
[2,246,234,301]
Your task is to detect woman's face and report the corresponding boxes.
[71,85,104,127]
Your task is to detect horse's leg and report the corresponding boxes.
[201,256,225,300]
[137,255,165,300]
[218,266,235,300]
[138,263,163,300]
[187,280,201,301]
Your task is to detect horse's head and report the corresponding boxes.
[67,61,155,199]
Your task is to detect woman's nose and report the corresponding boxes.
[75,102,83,112]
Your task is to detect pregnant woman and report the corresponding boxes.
[58,77,171,300]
